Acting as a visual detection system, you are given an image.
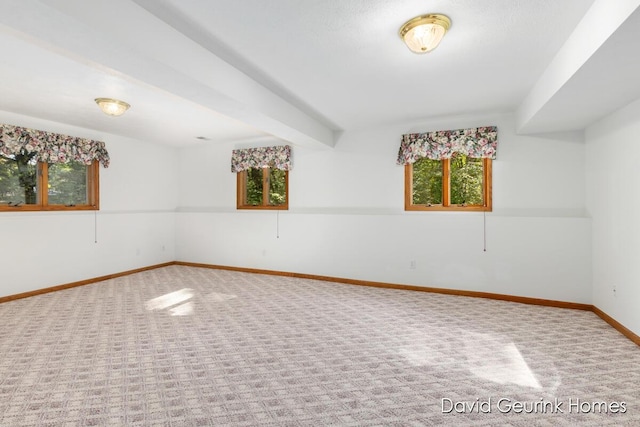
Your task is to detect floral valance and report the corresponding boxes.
[231,145,292,173]
[397,126,497,165]
[0,123,110,167]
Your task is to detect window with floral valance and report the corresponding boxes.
[398,126,497,211]
[0,123,108,211]
[231,145,291,210]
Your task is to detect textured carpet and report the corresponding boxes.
[0,265,638,426]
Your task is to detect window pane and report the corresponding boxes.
[0,154,38,205]
[268,168,286,206]
[450,154,484,205]
[47,161,89,205]
[412,158,442,205]
[245,168,263,206]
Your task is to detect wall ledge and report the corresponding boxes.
[175,206,589,218]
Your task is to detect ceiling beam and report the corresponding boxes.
[516,0,640,134]
[1,0,336,149]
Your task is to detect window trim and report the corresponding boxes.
[0,160,100,212]
[236,167,289,210]
[405,157,492,211]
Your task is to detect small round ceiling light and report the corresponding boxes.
[399,14,451,54]
[95,98,131,117]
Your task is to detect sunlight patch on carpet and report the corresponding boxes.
[203,292,237,303]
[397,329,541,390]
[169,301,194,316]
[145,288,194,311]
[465,335,541,389]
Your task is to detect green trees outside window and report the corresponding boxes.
[450,155,484,206]
[0,154,99,211]
[0,153,38,205]
[412,158,442,206]
[237,167,288,210]
[406,153,492,211]
[47,161,90,206]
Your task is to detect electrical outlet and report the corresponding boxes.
[410,259,416,269]
[613,285,617,297]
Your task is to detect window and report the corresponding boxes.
[397,126,497,212]
[405,154,492,211]
[0,154,99,211]
[231,145,291,210]
[237,167,288,209]
[0,123,109,212]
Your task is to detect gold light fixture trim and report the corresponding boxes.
[95,98,131,117]
[399,14,451,54]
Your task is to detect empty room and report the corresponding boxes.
[1,0,639,425]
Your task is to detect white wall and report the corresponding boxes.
[586,97,640,336]
[176,113,592,303]
[0,112,177,298]
[1,110,594,306]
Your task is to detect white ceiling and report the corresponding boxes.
[0,0,638,148]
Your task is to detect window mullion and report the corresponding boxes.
[89,161,99,208]
[262,168,270,206]
[442,159,450,207]
[236,171,245,208]
[404,164,413,210]
[484,158,492,209]
[39,162,48,206]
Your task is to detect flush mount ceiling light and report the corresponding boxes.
[399,14,451,54]
[94,98,131,117]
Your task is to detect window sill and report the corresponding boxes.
[0,205,99,212]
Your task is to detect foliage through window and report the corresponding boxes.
[237,167,288,209]
[406,154,492,211]
[0,154,99,211]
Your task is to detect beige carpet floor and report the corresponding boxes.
[0,265,638,426]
